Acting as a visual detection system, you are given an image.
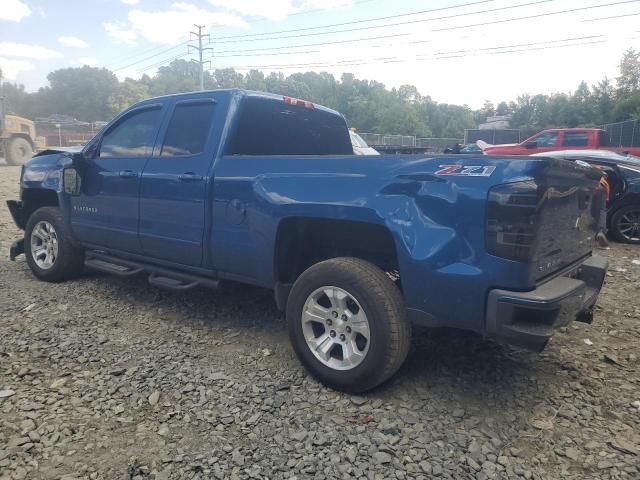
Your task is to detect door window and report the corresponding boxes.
[533,132,559,147]
[99,107,162,158]
[562,132,589,147]
[161,101,215,156]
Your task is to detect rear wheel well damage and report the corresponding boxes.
[273,217,400,309]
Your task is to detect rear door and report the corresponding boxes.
[70,104,164,252]
[138,98,217,266]
[560,131,590,150]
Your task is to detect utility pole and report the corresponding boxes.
[189,25,213,91]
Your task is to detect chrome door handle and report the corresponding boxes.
[178,173,203,182]
[119,170,138,178]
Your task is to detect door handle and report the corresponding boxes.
[178,173,204,182]
[119,170,138,178]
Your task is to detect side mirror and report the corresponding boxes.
[63,167,82,196]
[525,141,537,149]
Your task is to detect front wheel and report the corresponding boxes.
[610,205,640,244]
[286,257,411,393]
[24,207,85,282]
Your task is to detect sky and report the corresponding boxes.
[0,0,639,108]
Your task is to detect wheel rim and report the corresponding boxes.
[30,221,59,270]
[301,286,371,371]
[618,209,640,241]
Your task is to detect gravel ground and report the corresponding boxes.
[0,164,639,480]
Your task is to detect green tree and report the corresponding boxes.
[41,66,119,121]
[107,78,149,116]
[617,48,640,95]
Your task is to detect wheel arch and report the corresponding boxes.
[273,216,400,309]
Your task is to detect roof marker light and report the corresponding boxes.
[283,96,315,109]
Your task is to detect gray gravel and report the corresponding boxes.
[1,164,639,479]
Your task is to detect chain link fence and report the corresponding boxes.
[359,133,462,152]
[600,119,640,147]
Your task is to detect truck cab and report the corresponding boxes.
[7,89,608,392]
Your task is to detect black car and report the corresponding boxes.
[534,150,640,244]
[443,143,483,154]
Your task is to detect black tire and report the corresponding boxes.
[24,207,85,282]
[610,205,640,244]
[6,137,33,166]
[286,257,411,393]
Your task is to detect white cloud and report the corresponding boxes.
[106,2,248,44]
[58,36,89,48]
[76,56,98,66]
[0,57,36,80]
[0,0,31,22]
[208,0,352,20]
[104,21,138,44]
[121,0,139,4]
[0,42,63,60]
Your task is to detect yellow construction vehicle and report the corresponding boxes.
[1,97,36,165]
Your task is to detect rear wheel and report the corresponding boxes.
[6,137,33,166]
[610,205,640,244]
[24,207,85,281]
[286,257,410,393]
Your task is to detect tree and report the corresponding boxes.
[40,66,119,121]
[150,59,202,96]
[592,78,615,125]
[617,48,640,96]
[107,78,149,116]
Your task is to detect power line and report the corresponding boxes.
[103,41,189,69]
[582,11,640,21]
[136,53,190,73]
[211,0,637,55]
[433,0,639,31]
[214,32,409,55]
[211,0,498,42]
[112,43,190,72]
[208,35,618,71]
[430,34,604,55]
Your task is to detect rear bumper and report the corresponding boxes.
[486,255,608,351]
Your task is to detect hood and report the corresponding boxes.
[34,145,83,157]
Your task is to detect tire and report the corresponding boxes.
[6,137,33,166]
[24,207,85,282]
[610,205,640,244]
[286,257,411,393]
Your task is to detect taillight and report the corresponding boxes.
[486,180,540,261]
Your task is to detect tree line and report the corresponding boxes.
[2,48,640,139]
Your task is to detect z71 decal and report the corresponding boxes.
[435,165,496,177]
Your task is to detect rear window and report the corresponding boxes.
[228,97,353,155]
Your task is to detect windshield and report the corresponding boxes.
[350,132,370,148]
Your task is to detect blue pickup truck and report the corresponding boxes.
[7,89,607,392]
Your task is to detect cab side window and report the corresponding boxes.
[99,107,162,158]
[161,101,215,156]
[562,132,589,147]
[534,132,559,147]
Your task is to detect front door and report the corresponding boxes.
[70,105,164,252]
[138,98,217,266]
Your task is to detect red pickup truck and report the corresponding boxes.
[479,128,640,156]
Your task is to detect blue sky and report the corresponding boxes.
[1,0,639,107]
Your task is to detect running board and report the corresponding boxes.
[84,252,219,291]
[148,272,199,292]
